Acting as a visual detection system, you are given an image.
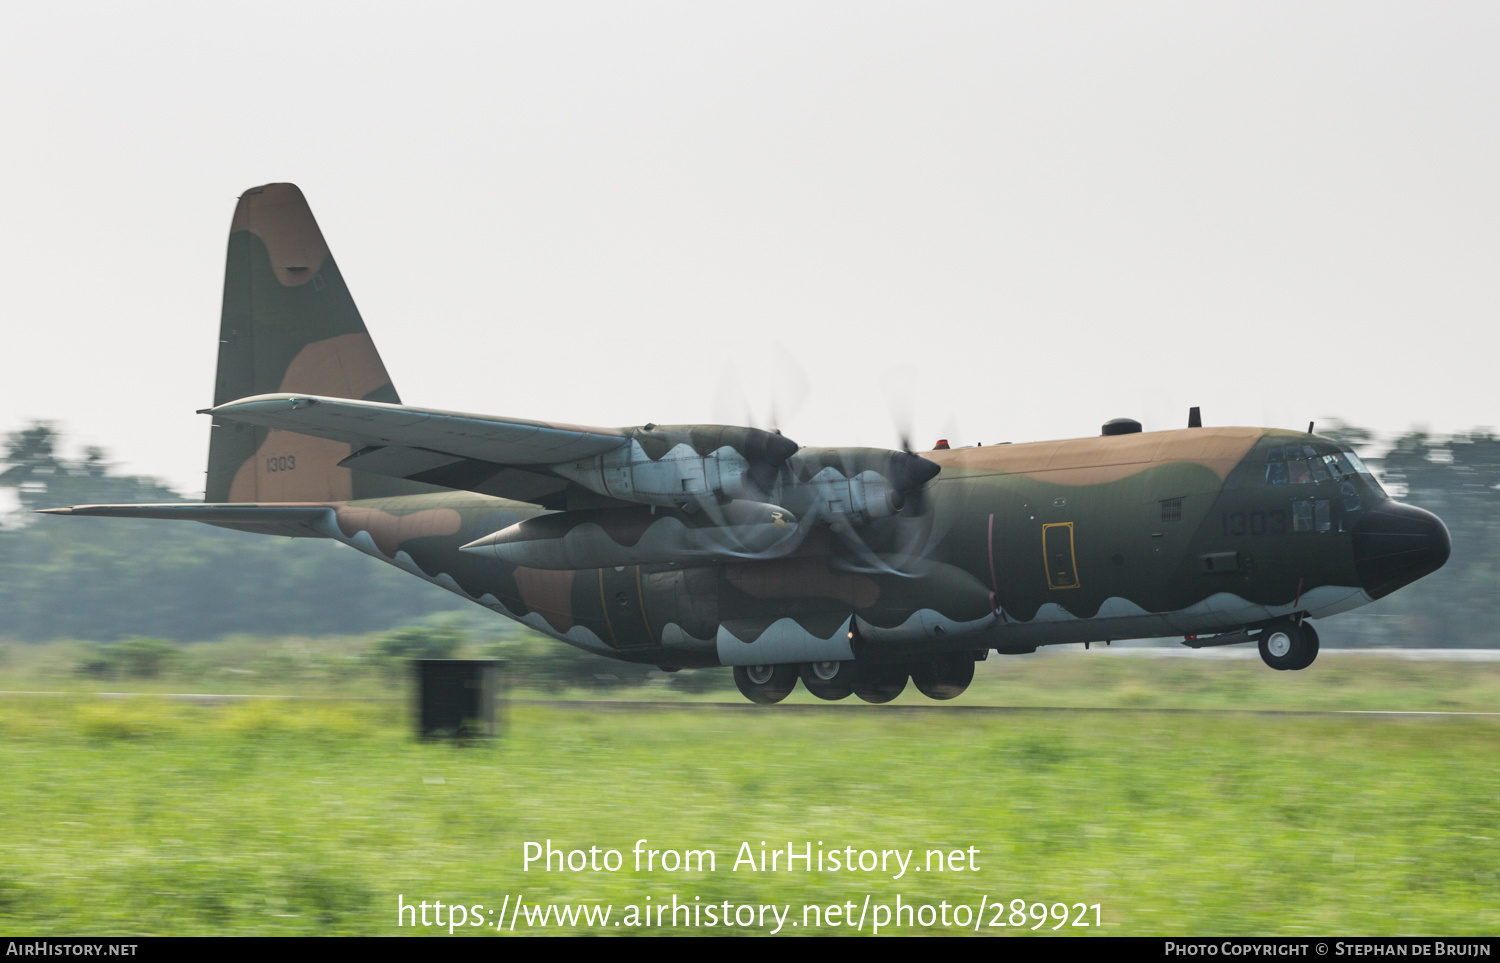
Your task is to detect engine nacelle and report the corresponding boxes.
[552,425,797,511]
[548,430,940,533]
[797,468,904,522]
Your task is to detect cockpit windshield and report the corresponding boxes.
[1264,443,1381,509]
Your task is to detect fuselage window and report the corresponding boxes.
[1291,499,1331,532]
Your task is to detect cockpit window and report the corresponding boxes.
[1263,443,1376,488]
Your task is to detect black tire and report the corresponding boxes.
[909,655,976,700]
[1257,621,1310,671]
[852,663,908,704]
[1291,623,1320,670]
[799,661,855,701]
[733,664,798,704]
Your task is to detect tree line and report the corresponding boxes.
[0,423,467,641]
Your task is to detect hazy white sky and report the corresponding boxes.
[2,3,1496,495]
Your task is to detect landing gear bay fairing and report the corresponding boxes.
[46,185,1452,704]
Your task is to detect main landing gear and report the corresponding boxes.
[732,664,799,704]
[798,661,855,701]
[909,655,976,700]
[1257,620,1320,671]
[735,655,979,705]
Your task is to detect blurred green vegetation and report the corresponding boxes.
[74,636,176,680]
[0,618,736,698]
[0,696,1494,935]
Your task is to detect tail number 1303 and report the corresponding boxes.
[1221,510,1286,536]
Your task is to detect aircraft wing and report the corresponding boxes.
[206,393,631,504]
[208,394,628,464]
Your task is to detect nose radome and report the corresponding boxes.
[1351,500,1452,600]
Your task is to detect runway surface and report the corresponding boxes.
[1,690,1497,717]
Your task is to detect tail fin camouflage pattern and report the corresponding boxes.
[206,183,420,503]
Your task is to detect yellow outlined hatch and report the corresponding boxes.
[1042,522,1080,589]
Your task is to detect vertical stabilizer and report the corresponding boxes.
[206,183,415,503]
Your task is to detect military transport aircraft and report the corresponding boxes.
[44,184,1452,704]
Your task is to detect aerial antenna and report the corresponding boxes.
[1188,406,1202,428]
[1307,421,1315,434]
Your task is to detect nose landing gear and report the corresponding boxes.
[1257,620,1320,671]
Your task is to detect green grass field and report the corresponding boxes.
[1,647,1498,936]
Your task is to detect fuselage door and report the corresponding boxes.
[1043,522,1080,590]
[596,566,656,649]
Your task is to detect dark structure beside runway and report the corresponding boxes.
[414,659,504,738]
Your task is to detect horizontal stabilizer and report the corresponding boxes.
[208,394,629,467]
[37,504,335,538]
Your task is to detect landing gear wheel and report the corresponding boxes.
[1258,621,1312,671]
[909,655,975,700]
[799,661,854,701]
[852,664,908,704]
[1291,623,1320,670]
[733,664,798,704]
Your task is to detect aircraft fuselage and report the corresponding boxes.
[307,424,1446,669]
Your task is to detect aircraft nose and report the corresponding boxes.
[1350,500,1451,600]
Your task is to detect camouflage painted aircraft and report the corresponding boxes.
[45,184,1452,704]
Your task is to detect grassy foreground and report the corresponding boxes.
[0,690,1497,935]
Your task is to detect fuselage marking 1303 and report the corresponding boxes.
[45,184,1451,704]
